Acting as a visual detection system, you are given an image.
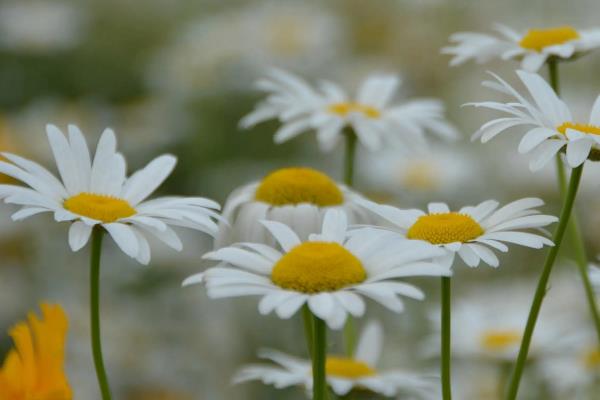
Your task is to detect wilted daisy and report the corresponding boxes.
[215,167,370,247]
[443,24,600,71]
[234,320,437,398]
[469,70,600,171]
[240,69,457,152]
[185,209,449,330]
[357,197,556,268]
[0,303,72,399]
[0,124,220,264]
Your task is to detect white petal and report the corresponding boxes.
[121,155,177,205]
[354,320,383,366]
[104,223,140,258]
[260,220,301,252]
[427,202,450,214]
[68,221,93,252]
[566,139,593,168]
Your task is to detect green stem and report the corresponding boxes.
[302,305,314,358]
[313,315,328,400]
[549,61,600,344]
[90,227,112,400]
[342,129,358,356]
[441,277,452,400]
[343,130,357,186]
[505,165,584,400]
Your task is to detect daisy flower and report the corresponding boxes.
[240,69,458,152]
[184,209,449,330]
[357,197,557,268]
[469,70,600,171]
[0,303,72,400]
[215,166,371,247]
[443,24,600,72]
[233,320,437,398]
[0,124,221,264]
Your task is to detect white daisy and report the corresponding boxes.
[240,69,458,152]
[233,320,438,398]
[0,124,221,264]
[443,24,600,72]
[215,167,371,247]
[184,209,449,330]
[357,197,557,268]
[469,70,600,171]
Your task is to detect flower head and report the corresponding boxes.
[0,124,221,264]
[185,209,449,329]
[358,197,556,268]
[469,70,600,171]
[443,24,600,71]
[0,303,72,400]
[240,69,457,152]
[234,320,437,398]
[215,167,370,247]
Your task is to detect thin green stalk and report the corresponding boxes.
[505,165,584,400]
[441,277,452,400]
[90,227,112,400]
[313,315,328,400]
[342,129,358,356]
[303,305,314,358]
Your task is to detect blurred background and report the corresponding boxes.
[0,0,599,399]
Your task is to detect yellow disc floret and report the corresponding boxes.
[519,26,580,52]
[480,330,522,351]
[255,167,344,207]
[407,212,484,244]
[271,242,366,293]
[557,122,600,136]
[583,348,600,369]
[64,193,136,223]
[328,102,381,119]
[325,356,376,379]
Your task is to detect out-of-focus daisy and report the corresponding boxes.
[358,145,477,199]
[234,320,437,398]
[184,209,449,330]
[0,1,86,53]
[470,70,600,171]
[215,167,370,247]
[146,2,345,94]
[240,69,458,152]
[443,24,600,72]
[0,303,72,399]
[0,124,221,264]
[357,197,556,268]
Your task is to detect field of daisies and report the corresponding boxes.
[1,1,600,399]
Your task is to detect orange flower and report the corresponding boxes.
[0,303,72,400]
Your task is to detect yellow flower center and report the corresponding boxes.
[406,212,484,244]
[271,242,366,293]
[400,162,440,190]
[328,102,381,119]
[557,122,600,136]
[481,330,522,350]
[583,348,600,369]
[255,167,344,207]
[519,26,580,52]
[325,356,376,379]
[63,193,136,223]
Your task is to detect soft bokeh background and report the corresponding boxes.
[0,0,599,399]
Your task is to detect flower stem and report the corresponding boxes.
[441,277,452,400]
[90,227,112,400]
[313,315,328,400]
[549,60,600,344]
[302,305,314,358]
[505,164,584,400]
[343,130,357,186]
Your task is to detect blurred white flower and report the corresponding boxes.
[357,198,556,268]
[184,209,449,330]
[241,69,458,152]
[146,2,346,94]
[234,320,438,398]
[470,70,600,171]
[443,24,600,71]
[0,124,221,264]
[215,167,370,247]
[0,1,86,53]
